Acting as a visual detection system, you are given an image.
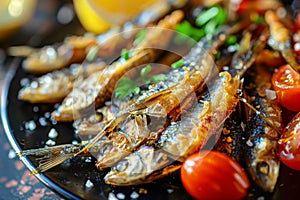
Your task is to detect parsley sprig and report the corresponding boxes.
[175,6,227,43]
[115,65,167,99]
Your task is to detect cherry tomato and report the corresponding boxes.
[296,11,300,29]
[233,0,255,14]
[232,0,274,15]
[278,112,300,170]
[181,151,250,200]
[272,64,300,112]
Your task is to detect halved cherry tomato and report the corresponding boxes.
[272,64,300,112]
[277,112,300,170]
[181,151,250,200]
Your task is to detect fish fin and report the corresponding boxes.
[18,144,82,174]
[32,154,74,174]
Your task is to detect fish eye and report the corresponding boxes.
[115,160,129,172]
[100,143,113,156]
[257,161,270,175]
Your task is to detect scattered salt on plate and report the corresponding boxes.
[48,128,58,139]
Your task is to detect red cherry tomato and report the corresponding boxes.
[233,0,271,14]
[278,112,300,170]
[296,11,300,29]
[181,151,250,200]
[271,64,300,112]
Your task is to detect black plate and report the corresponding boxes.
[2,58,300,200]
[1,58,193,200]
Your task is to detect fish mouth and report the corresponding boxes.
[250,158,280,192]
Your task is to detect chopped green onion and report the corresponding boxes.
[149,74,167,83]
[204,19,217,35]
[175,21,205,42]
[251,13,265,24]
[216,51,221,59]
[115,65,168,99]
[116,77,132,87]
[121,49,130,60]
[140,65,152,76]
[86,46,99,62]
[226,35,238,45]
[171,58,184,69]
[132,86,140,94]
[134,30,147,45]
[215,6,226,26]
[196,6,219,26]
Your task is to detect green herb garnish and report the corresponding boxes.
[86,46,99,62]
[226,35,238,45]
[251,13,266,24]
[175,6,227,44]
[140,64,152,76]
[196,6,219,26]
[195,6,227,35]
[134,29,147,45]
[175,21,205,42]
[115,65,167,99]
[171,58,184,69]
[121,48,130,60]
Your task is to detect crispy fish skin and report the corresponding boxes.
[104,72,240,186]
[265,10,300,73]
[90,23,245,169]
[22,36,98,74]
[104,26,269,186]
[18,62,105,103]
[52,10,184,122]
[244,65,283,193]
[213,105,245,162]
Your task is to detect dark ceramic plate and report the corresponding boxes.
[2,58,300,200]
[1,58,193,200]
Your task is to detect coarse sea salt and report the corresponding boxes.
[8,149,16,159]
[108,192,118,200]
[116,193,125,199]
[45,139,56,146]
[85,179,94,188]
[48,128,58,139]
[25,120,36,131]
[130,191,139,199]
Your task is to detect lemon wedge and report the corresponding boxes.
[73,0,112,34]
[73,0,163,34]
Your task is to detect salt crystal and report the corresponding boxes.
[85,179,94,188]
[8,149,16,159]
[116,193,125,199]
[167,189,174,194]
[39,117,48,126]
[72,140,79,145]
[246,139,253,147]
[130,191,139,199]
[45,139,56,146]
[257,196,265,200]
[20,78,30,87]
[25,120,36,131]
[108,192,118,200]
[33,106,39,112]
[265,89,277,100]
[44,112,51,118]
[48,128,58,139]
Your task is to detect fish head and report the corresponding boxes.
[250,157,280,192]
